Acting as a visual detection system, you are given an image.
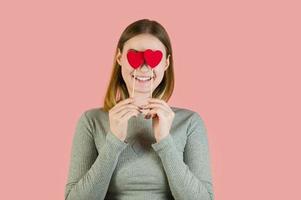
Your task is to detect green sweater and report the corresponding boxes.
[65,106,214,200]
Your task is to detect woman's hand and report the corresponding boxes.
[108,97,141,142]
[144,98,175,142]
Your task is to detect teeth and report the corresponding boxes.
[136,77,151,81]
[132,75,153,81]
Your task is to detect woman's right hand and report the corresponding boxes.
[108,97,141,142]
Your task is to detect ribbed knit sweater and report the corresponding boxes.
[65,106,214,200]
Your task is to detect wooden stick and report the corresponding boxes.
[132,69,136,98]
[150,69,153,98]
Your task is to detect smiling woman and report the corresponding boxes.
[113,31,173,108]
[64,18,215,200]
[126,47,164,97]
[125,49,162,97]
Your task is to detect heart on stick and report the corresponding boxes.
[127,49,163,69]
[127,49,163,101]
[127,50,144,69]
[143,49,163,68]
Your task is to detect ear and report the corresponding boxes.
[164,54,170,71]
[116,48,122,66]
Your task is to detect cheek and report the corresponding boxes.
[120,54,132,68]
[153,64,165,77]
[121,67,132,81]
[121,56,134,72]
[152,66,165,83]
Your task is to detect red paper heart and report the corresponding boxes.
[127,50,144,69]
[127,49,163,69]
[143,49,163,68]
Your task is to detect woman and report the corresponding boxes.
[65,19,214,200]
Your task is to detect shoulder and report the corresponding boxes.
[82,107,107,119]
[170,105,195,115]
[170,106,206,135]
[170,105,203,122]
[76,107,108,132]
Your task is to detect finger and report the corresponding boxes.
[144,103,170,114]
[120,109,140,122]
[116,107,141,119]
[115,104,141,115]
[147,98,172,111]
[147,108,166,118]
[110,98,136,114]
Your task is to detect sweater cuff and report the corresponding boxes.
[106,130,128,153]
[151,134,174,153]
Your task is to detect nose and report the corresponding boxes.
[138,63,151,72]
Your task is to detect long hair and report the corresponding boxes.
[103,19,175,112]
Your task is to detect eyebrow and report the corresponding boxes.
[128,48,157,52]
[129,48,139,52]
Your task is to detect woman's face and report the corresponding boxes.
[116,33,170,99]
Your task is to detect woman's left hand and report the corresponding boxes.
[144,98,175,142]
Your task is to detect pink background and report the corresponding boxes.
[1,0,300,199]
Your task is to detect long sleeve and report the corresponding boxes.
[151,112,214,200]
[65,111,128,200]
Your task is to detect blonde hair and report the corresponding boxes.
[103,19,175,112]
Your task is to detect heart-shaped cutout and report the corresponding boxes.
[127,50,144,69]
[143,49,163,68]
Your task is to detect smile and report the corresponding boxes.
[132,75,154,82]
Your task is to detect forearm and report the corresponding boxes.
[65,131,128,200]
[152,134,214,200]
